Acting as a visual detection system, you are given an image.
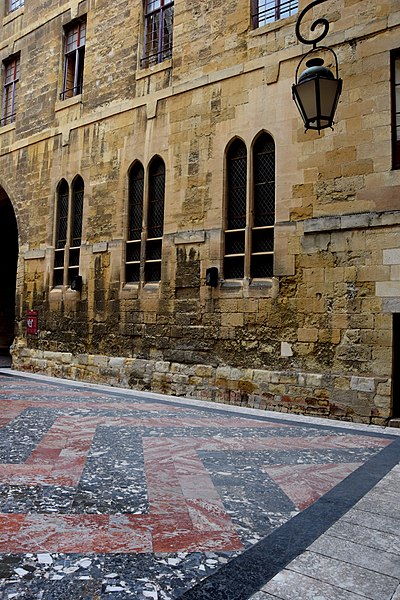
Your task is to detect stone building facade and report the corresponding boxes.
[1,0,400,424]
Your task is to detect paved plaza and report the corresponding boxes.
[0,368,398,599]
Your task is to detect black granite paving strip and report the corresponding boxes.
[0,408,58,463]
[71,427,148,515]
[179,437,400,600]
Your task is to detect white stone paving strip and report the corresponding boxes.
[250,466,400,600]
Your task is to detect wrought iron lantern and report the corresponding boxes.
[292,0,342,133]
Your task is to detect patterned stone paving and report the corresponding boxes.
[0,372,398,599]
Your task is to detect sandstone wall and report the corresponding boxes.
[0,0,399,424]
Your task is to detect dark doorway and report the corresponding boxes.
[393,313,400,418]
[0,189,18,357]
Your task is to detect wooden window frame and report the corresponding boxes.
[60,19,86,100]
[142,0,174,68]
[1,55,19,127]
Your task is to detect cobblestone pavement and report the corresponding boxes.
[0,370,398,600]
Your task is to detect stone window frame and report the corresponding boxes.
[141,0,174,69]
[391,48,400,170]
[125,156,166,285]
[53,176,84,288]
[251,0,298,28]
[1,54,19,127]
[8,0,23,13]
[60,17,86,101]
[223,132,275,281]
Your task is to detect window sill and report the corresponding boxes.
[3,6,24,25]
[55,94,82,112]
[249,12,297,37]
[0,122,16,134]
[136,59,172,80]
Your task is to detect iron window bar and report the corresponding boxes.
[142,0,174,68]
[1,57,19,127]
[253,0,298,28]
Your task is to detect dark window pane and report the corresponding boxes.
[251,254,273,278]
[227,139,247,230]
[126,242,141,262]
[71,177,84,246]
[225,231,245,255]
[53,269,64,286]
[128,163,144,240]
[145,261,161,282]
[126,263,140,283]
[148,158,165,239]
[56,181,69,249]
[253,133,275,227]
[252,228,274,253]
[224,256,244,279]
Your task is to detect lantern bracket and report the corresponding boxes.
[295,0,331,49]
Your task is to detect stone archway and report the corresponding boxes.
[0,188,18,357]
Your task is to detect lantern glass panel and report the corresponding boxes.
[295,78,317,121]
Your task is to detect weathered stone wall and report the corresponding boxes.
[1,0,399,424]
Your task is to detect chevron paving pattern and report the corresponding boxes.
[0,373,395,599]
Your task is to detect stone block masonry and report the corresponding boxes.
[12,348,391,425]
[1,0,400,425]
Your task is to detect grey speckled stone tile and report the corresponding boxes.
[392,583,400,600]
[308,535,400,578]
[354,492,400,520]
[287,551,399,600]
[257,569,370,600]
[341,508,400,536]
[326,519,400,554]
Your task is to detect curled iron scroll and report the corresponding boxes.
[295,0,330,48]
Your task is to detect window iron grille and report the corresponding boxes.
[253,0,298,28]
[142,0,174,68]
[9,0,23,12]
[224,133,275,280]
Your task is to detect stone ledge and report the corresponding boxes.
[304,210,400,234]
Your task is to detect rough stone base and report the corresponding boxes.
[11,346,392,426]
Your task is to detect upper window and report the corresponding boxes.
[61,18,86,100]
[53,177,84,287]
[125,157,166,284]
[224,133,275,280]
[252,0,298,27]
[1,55,19,127]
[9,0,23,12]
[392,50,400,170]
[142,0,174,68]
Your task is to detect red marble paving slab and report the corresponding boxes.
[155,435,391,453]
[152,529,243,553]
[0,514,26,549]
[6,514,67,553]
[264,462,364,510]
[0,464,54,485]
